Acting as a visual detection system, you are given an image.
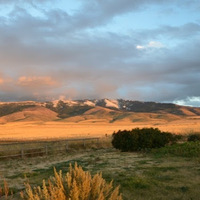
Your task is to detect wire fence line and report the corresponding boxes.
[0,137,101,159]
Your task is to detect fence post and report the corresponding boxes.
[45,145,48,155]
[66,141,69,150]
[83,139,86,147]
[96,138,99,145]
[21,149,24,158]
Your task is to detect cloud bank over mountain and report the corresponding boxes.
[0,0,200,106]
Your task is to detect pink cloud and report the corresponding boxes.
[17,76,58,89]
[0,78,4,84]
[0,75,13,88]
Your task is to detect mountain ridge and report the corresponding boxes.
[0,99,199,124]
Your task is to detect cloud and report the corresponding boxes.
[136,45,145,50]
[173,96,200,107]
[134,23,200,44]
[0,75,60,101]
[0,0,50,4]
[0,78,4,84]
[0,1,199,103]
[0,74,13,86]
[17,76,58,88]
[136,41,164,50]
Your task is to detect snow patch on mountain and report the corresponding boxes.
[52,100,78,107]
[104,99,119,109]
[83,100,95,107]
[52,100,59,107]
[65,100,78,106]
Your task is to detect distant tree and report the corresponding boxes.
[56,100,66,112]
[45,101,55,111]
[0,103,35,117]
[53,101,92,119]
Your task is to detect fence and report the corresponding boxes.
[0,137,101,159]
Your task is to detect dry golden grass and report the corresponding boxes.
[0,118,200,141]
[0,106,58,124]
[0,103,200,141]
[0,180,13,199]
[0,117,200,141]
[1,147,200,200]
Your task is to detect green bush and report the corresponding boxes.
[187,134,200,142]
[112,128,176,152]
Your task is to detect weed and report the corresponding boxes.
[0,180,13,199]
[21,163,122,200]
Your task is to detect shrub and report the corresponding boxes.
[187,134,200,142]
[112,128,176,152]
[21,163,122,200]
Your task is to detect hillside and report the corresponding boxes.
[0,99,199,124]
[0,106,58,123]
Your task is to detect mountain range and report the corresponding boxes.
[0,99,200,124]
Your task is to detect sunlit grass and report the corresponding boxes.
[1,145,200,199]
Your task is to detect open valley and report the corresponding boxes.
[0,119,200,141]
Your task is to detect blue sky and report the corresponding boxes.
[0,0,200,106]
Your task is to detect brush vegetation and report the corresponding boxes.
[20,162,122,200]
[1,143,200,199]
[112,128,177,151]
[1,129,200,200]
[187,133,200,142]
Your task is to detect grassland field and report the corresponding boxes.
[0,120,200,200]
[1,144,200,200]
[0,118,200,141]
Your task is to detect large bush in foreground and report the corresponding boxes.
[112,128,175,151]
[187,134,200,142]
[21,163,122,200]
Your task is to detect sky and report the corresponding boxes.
[0,0,200,106]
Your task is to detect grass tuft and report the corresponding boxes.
[151,141,200,158]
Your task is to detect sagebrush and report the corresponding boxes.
[21,162,122,200]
